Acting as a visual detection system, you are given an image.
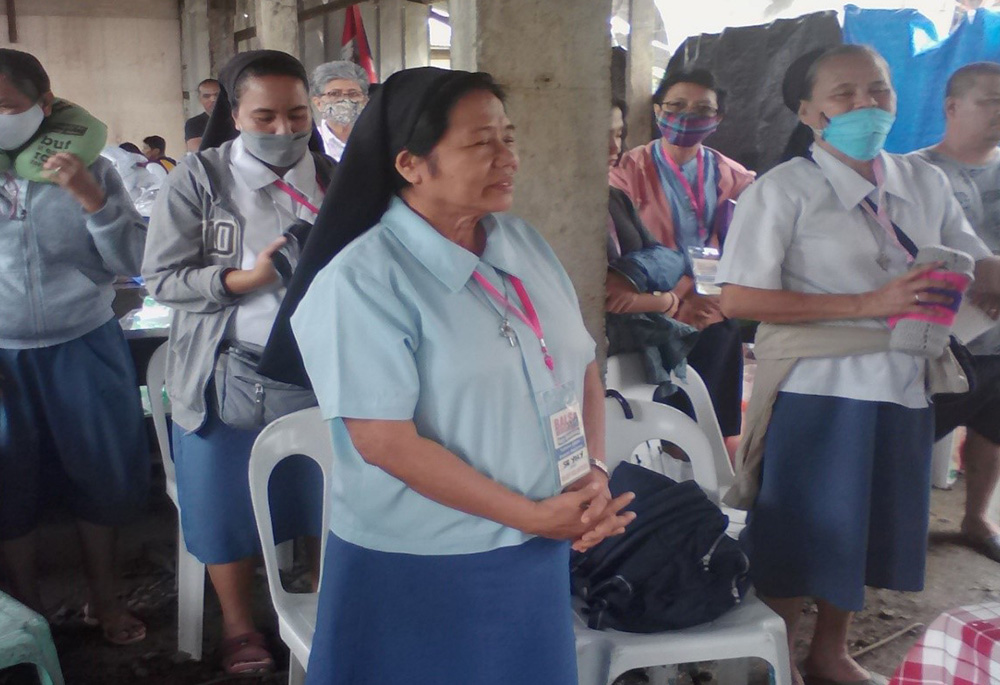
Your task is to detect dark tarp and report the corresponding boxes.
[665,11,842,173]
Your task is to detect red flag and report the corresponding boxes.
[341,5,377,84]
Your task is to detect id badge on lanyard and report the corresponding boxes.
[688,246,721,295]
[539,383,591,489]
[471,270,590,489]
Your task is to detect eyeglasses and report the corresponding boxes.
[319,89,365,101]
[658,101,719,118]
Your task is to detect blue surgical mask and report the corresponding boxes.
[817,107,895,161]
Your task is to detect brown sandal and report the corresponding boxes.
[220,631,275,675]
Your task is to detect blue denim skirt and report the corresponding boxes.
[306,533,578,685]
[744,392,934,611]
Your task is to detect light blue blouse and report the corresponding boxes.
[291,196,596,555]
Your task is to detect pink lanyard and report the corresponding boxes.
[471,271,555,371]
[660,147,706,234]
[273,179,320,215]
[857,160,914,263]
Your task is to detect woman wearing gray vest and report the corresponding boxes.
[143,50,331,675]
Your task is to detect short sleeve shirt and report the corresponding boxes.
[717,144,990,407]
[291,196,597,555]
[915,147,1000,355]
[184,112,210,141]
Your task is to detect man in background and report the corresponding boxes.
[184,78,220,152]
[916,61,1000,563]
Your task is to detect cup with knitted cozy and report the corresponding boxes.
[888,245,974,358]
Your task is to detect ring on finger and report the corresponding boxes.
[914,294,920,304]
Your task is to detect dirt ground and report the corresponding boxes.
[1,471,998,685]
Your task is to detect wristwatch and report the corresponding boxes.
[589,458,610,478]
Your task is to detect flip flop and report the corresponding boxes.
[82,603,147,646]
[967,533,1000,563]
[220,631,275,676]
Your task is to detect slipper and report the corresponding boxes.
[966,533,1000,563]
[82,603,147,646]
[803,674,888,685]
[220,631,275,676]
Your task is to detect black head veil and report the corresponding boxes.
[780,47,832,163]
[199,49,324,153]
[258,66,480,384]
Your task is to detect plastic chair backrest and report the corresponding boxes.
[249,407,334,606]
[146,343,176,490]
[604,395,720,502]
[605,353,734,491]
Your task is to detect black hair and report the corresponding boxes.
[946,61,1000,99]
[143,136,166,154]
[198,78,220,91]
[0,48,50,102]
[119,142,142,154]
[779,44,889,162]
[391,72,506,190]
[653,67,725,114]
[612,96,628,157]
[405,72,506,156]
[232,55,309,108]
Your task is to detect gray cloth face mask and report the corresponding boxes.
[322,100,364,127]
[240,129,311,167]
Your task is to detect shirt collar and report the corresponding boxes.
[382,196,520,293]
[811,143,913,209]
[231,135,315,192]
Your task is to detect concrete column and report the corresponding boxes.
[377,0,430,80]
[626,0,655,146]
[449,0,612,347]
[256,0,300,56]
[403,2,430,69]
[208,0,236,76]
[180,0,211,119]
[377,0,404,78]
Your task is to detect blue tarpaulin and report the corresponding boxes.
[843,4,1000,153]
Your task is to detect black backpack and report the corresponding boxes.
[570,462,750,632]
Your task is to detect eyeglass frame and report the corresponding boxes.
[317,89,367,101]
[655,100,720,118]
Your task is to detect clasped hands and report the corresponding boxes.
[530,468,636,553]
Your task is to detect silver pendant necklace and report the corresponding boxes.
[497,277,518,347]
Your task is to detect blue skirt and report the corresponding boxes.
[0,318,149,539]
[171,404,323,564]
[744,392,934,611]
[306,534,578,685]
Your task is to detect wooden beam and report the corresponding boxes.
[234,25,257,43]
[6,0,16,43]
[298,0,357,22]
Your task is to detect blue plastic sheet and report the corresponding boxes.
[843,4,1000,153]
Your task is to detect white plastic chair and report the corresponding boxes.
[147,343,206,660]
[249,407,333,685]
[572,397,791,685]
[148,343,296,660]
[605,353,746,537]
[605,353,734,497]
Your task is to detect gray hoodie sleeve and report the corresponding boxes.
[84,157,147,276]
[142,160,241,314]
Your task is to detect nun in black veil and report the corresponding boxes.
[265,67,636,684]
[142,50,333,675]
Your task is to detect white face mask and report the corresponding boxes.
[0,103,44,150]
